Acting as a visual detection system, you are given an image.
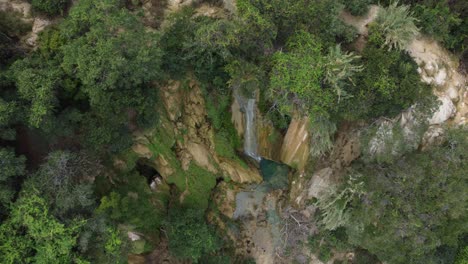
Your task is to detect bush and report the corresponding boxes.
[342,0,373,16]
[31,0,68,16]
[344,128,468,263]
[164,207,221,262]
[374,2,419,50]
[341,39,433,120]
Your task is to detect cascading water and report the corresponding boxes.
[242,98,261,162]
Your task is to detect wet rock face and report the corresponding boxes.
[132,78,262,184]
[231,94,283,162]
[280,117,310,171]
[232,187,285,264]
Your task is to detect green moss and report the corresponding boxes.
[182,163,217,209]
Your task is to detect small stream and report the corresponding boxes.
[232,93,291,262]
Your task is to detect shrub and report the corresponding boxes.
[31,0,68,16]
[342,0,373,16]
[375,2,419,50]
[344,128,468,263]
[164,207,221,262]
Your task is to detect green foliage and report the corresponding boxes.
[0,148,25,208]
[12,56,62,128]
[324,45,363,103]
[269,31,326,117]
[0,189,83,263]
[31,0,68,16]
[455,244,468,264]
[60,0,162,119]
[240,0,356,45]
[412,2,461,45]
[164,207,221,262]
[380,0,467,53]
[0,11,31,65]
[0,97,19,141]
[24,151,97,220]
[308,228,351,262]
[342,40,433,120]
[0,11,31,38]
[316,172,364,230]
[343,128,468,263]
[269,31,362,155]
[341,0,372,16]
[77,215,129,264]
[11,0,163,152]
[97,171,169,234]
[375,2,419,50]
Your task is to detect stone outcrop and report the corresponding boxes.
[280,117,310,171]
[429,96,457,125]
[0,0,53,48]
[231,94,283,161]
[132,78,262,184]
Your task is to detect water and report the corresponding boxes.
[259,159,289,189]
[244,99,261,161]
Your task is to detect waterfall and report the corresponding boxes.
[242,98,261,162]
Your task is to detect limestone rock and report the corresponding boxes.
[280,117,310,171]
[257,119,283,161]
[330,124,361,169]
[212,182,238,218]
[25,18,51,47]
[429,96,456,125]
[219,158,262,183]
[307,167,335,199]
[127,231,142,241]
[161,80,182,122]
[185,142,218,173]
[446,86,459,102]
[223,0,237,13]
[231,96,244,137]
[421,126,445,150]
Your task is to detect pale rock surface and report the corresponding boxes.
[421,126,445,150]
[219,158,262,183]
[280,117,310,171]
[0,0,53,48]
[307,167,335,199]
[223,0,236,13]
[127,231,142,241]
[429,96,456,125]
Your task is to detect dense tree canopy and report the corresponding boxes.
[319,128,468,264]
[0,0,466,263]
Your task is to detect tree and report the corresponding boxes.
[340,128,468,263]
[0,190,84,263]
[25,151,98,220]
[12,0,163,151]
[163,207,221,262]
[268,31,362,155]
[374,2,419,50]
[341,39,433,120]
[0,148,25,209]
[240,0,356,45]
[31,0,68,16]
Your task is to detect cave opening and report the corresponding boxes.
[135,159,161,184]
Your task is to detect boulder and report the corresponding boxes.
[307,167,335,199]
[429,96,456,125]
